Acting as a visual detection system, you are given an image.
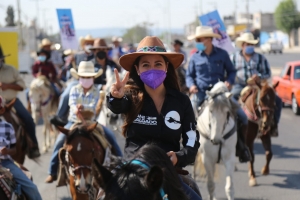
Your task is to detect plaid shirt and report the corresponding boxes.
[231,51,271,85]
[0,119,16,160]
[68,84,99,122]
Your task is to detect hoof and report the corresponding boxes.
[261,166,269,175]
[249,178,257,187]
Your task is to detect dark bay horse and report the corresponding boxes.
[0,99,31,165]
[56,122,107,200]
[92,144,188,200]
[240,81,278,186]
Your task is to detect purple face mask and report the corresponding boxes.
[140,69,166,89]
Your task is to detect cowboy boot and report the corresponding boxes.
[237,124,252,163]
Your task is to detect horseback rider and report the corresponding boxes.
[0,96,42,200]
[231,33,282,136]
[108,36,202,199]
[45,61,122,183]
[40,38,64,70]
[185,26,251,162]
[0,52,40,158]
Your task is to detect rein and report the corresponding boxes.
[129,160,169,200]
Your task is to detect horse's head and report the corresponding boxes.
[29,76,52,117]
[56,123,101,194]
[92,144,187,200]
[203,82,236,144]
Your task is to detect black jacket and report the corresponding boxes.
[107,88,200,168]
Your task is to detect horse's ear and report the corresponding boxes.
[92,158,112,189]
[206,90,212,97]
[225,92,232,99]
[273,81,279,89]
[145,166,163,192]
[86,122,98,132]
[56,126,70,135]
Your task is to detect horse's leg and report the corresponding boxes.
[224,155,235,200]
[202,154,216,200]
[245,123,258,186]
[42,118,48,153]
[260,134,272,175]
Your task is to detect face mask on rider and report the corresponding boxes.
[79,78,94,89]
[244,46,255,55]
[140,69,167,90]
[84,45,92,53]
[38,55,47,62]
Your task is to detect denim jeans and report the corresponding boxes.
[1,159,42,200]
[48,122,123,176]
[192,91,248,125]
[232,83,282,124]
[56,80,79,119]
[102,125,123,157]
[179,175,202,200]
[48,122,73,176]
[13,98,38,146]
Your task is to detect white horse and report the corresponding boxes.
[29,75,58,152]
[195,82,238,200]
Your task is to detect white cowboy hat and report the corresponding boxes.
[112,36,123,42]
[70,61,103,79]
[187,26,221,40]
[82,35,95,43]
[235,32,259,48]
[40,38,52,47]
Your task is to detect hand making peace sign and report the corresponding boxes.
[110,68,130,98]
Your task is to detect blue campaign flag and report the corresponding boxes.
[56,9,78,50]
[199,10,234,53]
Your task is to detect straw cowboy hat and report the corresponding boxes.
[90,38,112,50]
[70,61,103,79]
[112,36,123,43]
[40,38,52,47]
[187,26,221,40]
[63,49,75,56]
[235,32,259,48]
[119,36,184,71]
[82,35,95,43]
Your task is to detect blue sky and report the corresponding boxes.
[0,0,298,33]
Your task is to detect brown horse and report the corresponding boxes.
[0,99,32,165]
[56,122,107,200]
[240,81,278,186]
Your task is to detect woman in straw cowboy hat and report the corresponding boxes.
[46,61,122,183]
[186,26,251,163]
[108,36,202,199]
[231,32,282,136]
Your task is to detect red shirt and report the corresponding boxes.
[32,61,57,81]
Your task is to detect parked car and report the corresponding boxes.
[272,61,300,115]
[261,39,283,54]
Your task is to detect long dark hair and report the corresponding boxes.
[122,55,180,136]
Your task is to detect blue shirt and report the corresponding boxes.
[186,46,236,92]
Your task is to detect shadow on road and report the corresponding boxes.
[218,198,268,200]
[253,143,300,158]
[272,172,300,190]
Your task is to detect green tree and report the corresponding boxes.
[275,0,300,46]
[123,24,148,43]
[5,6,16,26]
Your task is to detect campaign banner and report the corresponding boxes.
[56,9,78,50]
[199,10,234,53]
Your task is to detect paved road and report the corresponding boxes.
[17,52,300,200]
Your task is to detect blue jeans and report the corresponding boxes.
[13,98,38,146]
[48,122,123,176]
[232,84,282,124]
[1,159,42,200]
[102,125,123,157]
[179,175,202,200]
[56,80,79,119]
[192,91,248,125]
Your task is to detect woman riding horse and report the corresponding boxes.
[107,36,202,199]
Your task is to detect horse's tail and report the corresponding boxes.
[194,151,221,182]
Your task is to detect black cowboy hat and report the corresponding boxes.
[172,39,184,47]
[36,49,51,60]
[0,45,10,60]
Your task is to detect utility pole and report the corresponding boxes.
[16,0,24,50]
[245,0,254,31]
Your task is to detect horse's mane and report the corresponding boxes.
[260,82,276,98]
[66,125,95,144]
[105,144,188,200]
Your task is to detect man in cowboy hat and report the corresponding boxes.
[40,38,64,69]
[0,50,40,158]
[109,36,124,64]
[74,34,95,66]
[186,26,251,162]
[232,32,282,136]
